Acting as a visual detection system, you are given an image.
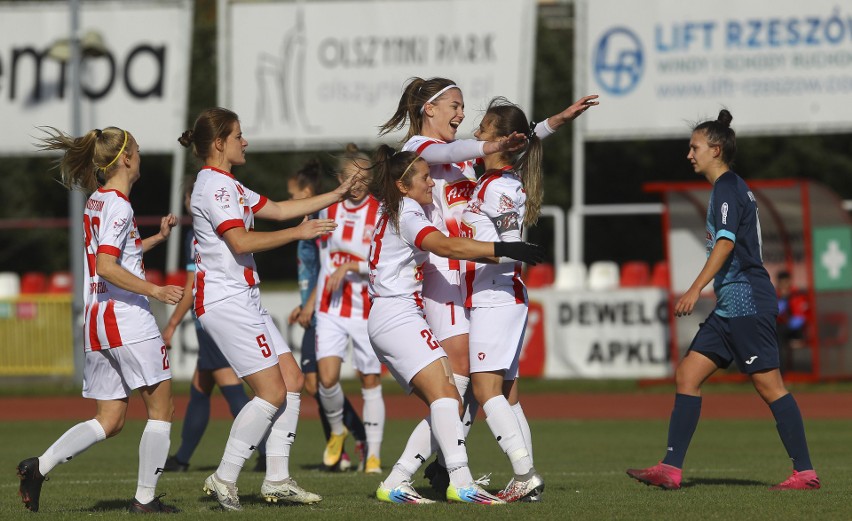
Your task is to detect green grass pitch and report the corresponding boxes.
[1,416,848,520]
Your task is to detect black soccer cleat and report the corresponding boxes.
[17,457,46,512]
[129,494,180,514]
[163,455,189,472]
[424,459,450,495]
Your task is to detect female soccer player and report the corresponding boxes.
[379,77,597,491]
[180,107,357,510]
[368,145,544,504]
[286,157,366,471]
[162,177,258,473]
[626,110,820,491]
[314,144,384,473]
[18,126,184,513]
[461,98,546,502]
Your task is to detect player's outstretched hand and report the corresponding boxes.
[494,241,545,266]
[153,284,184,305]
[159,213,178,239]
[296,217,337,240]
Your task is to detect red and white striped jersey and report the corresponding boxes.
[190,166,268,316]
[403,136,481,273]
[82,188,160,351]
[368,198,440,301]
[460,168,528,308]
[315,196,380,319]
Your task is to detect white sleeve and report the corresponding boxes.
[483,180,523,242]
[533,119,555,140]
[416,139,486,164]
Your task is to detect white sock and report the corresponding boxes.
[384,418,436,489]
[483,396,533,476]
[265,392,301,482]
[318,383,345,435]
[511,402,534,463]
[39,418,106,474]
[361,385,385,458]
[431,398,472,487]
[456,375,478,438]
[437,374,472,468]
[135,420,171,504]
[217,397,278,483]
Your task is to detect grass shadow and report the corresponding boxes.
[682,477,766,488]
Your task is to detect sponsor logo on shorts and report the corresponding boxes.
[477,352,485,361]
[745,355,758,365]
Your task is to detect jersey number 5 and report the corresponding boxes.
[256,334,272,358]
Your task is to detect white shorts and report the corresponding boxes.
[469,304,528,379]
[315,311,381,375]
[422,269,470,342]
[197,287,291,378]
[82,336,171,400]
[368,296,446,393]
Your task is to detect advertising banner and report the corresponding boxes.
[221,0,536,150]
[0,1,192,154]
[532,288,671,378]
[582,0,852,139]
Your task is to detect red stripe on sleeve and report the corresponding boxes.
[414,226,440,249]
[340,281,353,318]
[216,219,245,235]
[88,302,101,351]
[97,245,121,257]
[104,300,123,347]
[194,271,206,317]
[415,140,438,155]
[476,172,502,202]
[252,196,268,213]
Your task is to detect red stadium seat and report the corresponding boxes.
[620,261,651,287]
[47,271,73,293]
[166,270,188,288]
[145,269,165,286]
[525,263,555,288]
[20,272,48,294]
[651,261,670,288]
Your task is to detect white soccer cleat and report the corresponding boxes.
[203,473,241,511]
[497,472,545,502]
[261,477,322,504]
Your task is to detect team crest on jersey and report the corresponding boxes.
[497,194,516,213]
[239,196,245,206]
[414,263,424,282]
[214,187,230,202]
[330,250,365,267]
[445,180,476,207]
[467,198,483,215]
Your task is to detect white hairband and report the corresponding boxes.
[419,84,459,114]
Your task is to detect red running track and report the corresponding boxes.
[1,392,849,421]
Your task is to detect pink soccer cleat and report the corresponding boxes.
[770,469,820,490]
[626,462,682,490]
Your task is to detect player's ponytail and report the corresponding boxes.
[37,126,131,193]
[371,145,421,231]
[483,97,544,225]
[379,77,458,142]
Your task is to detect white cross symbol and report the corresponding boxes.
[821,240,847,279]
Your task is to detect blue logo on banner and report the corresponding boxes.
[594,28,644,96]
